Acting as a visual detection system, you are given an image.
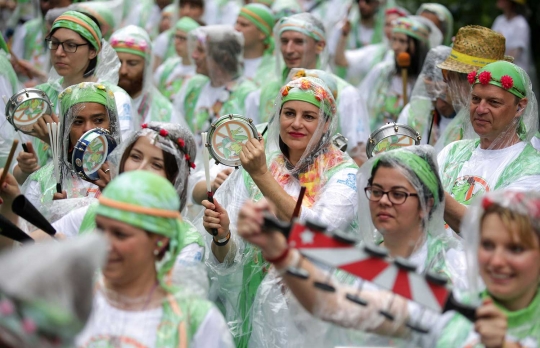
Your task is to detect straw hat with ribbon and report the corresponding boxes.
[437,25,512,74]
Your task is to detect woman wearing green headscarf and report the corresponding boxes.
[154,17,200,102]
[21,82,121,220]
[75,170,234,347]
[236,145,468,347]
[12,10,136,186]
[200,76,358,347]
[417,3,454,46]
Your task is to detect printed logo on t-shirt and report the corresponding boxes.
[337,173,357,190]
[451,175,490,205]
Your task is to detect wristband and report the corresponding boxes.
[276,249,301,276]
[265,247,289,264]
[213,232,230,246]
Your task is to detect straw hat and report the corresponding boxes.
[437,25,512,74]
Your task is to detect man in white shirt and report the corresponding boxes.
[438,60,540,232]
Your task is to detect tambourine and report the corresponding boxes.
[206,114,260,167]
[72,128,117,181]
[5,88,52,134]
[366,122,421,158]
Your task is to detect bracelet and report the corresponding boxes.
[213,232,230,247]
[265,247,289,264]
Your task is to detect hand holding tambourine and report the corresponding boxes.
[239,136,266,178]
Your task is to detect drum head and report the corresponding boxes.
[367,123,421,158]
[82,135,109,176]
[208,114,258,167]
[6,89,52,134]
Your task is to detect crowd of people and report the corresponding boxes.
[0,0,538,347]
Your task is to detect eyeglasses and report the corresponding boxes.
[364,186,418,205]
[46,39,88,53]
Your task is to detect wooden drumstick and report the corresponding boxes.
[0,140,19,188]
[202,132,218,236]
[291,186,306,222]
[397,52,411,106]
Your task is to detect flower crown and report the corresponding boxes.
[280,78,336,112]
[141,124,196,169]
[482,192,540,220]
[468,70,515,90]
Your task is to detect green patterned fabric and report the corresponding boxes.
[392,17,430,45]
[58,82,115,116]
[417,3,454,46]
[51,10,103,52]
[239,4,275,54]
[0,33,8,54]
[472,61,527,99]
[21,18,48,74]
[75,1,118,40]
[175,16,201,33]
[110,25,151,61]
[375,150,440,203]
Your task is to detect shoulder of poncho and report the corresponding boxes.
[23,17,43,31]
[186,74,210,89]
[27,161,54,183]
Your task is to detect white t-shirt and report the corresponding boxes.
[152,31,170,59]
[243,57,263,80]
[76,291,234,348]
[492,14,531,73]
[153,59,195,87]
[437,141,540,203]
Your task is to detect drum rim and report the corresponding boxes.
[5,88,52,133]
[366,122,421,158]
[72,127,116,181]
[206,114,258,167]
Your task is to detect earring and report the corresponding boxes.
[154,249,160,256]
[157,240,164,248]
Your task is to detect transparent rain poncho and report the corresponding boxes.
[21,82,121,222]
[359,16,435,131]
[195,76,359,347]
[397,46,458,147]
[416,3,454,46]
[33,10,136,165]
[357,145,467,289]
[0,234,107,348]
[426,189,540,347]
[437,61,540,209]
[175,25,259,134]
[109,25,183,125]
[75,171,234,348]
[71,0,123,40]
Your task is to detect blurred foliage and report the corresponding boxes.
[396,0,540,81]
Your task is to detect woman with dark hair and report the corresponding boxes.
[12,10,135,185]
[359,16,434,130]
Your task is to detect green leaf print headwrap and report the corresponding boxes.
[96,171,187,293]
[375,149,440,204]
[51,10,102,52]
[239,3,275,53]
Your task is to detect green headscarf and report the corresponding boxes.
[417,3,454,46]
[392,17,430,46]
[375,149,440,204]
[239,3,275,53]
[175,16,201,33]
[50,10,102,52]
[74,2,117,40]
[110,25,152,61]
[59,81,115,116]
[277,13,326,43]
[96,171,187,292]
[471,60,527,99]
[280,76,336,117]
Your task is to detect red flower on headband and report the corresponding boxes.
[478,71,492,85]
[125,38,135,47]
[281,87,289,97]
[501,75,514,90]
[482,197,492,210]
[467,71,477,85]
[300,79,311,90]
[177,138,185,147]
[159,129,169,137]
[141,123,148,129]
[185,154,191,161]
[190,162,196,169]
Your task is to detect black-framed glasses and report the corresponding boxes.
[46,39,88,53]
[364,186,418,205]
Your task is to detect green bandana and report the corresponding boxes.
[96,171,187,292]
[278,14,326,43]
[110,25,152,61]
[75,2,117,40]
[375,150,440,204]
[51,10,102,52]
[472,60,527,99]
[280,76,336,117]
[392,17,430,45]
[175,16,201,33]
[59,82,115,116]
[239,4,275,52]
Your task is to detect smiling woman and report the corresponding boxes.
[199,76,359,346]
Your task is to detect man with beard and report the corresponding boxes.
[110,25,181,124]
[10,0,74,85]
